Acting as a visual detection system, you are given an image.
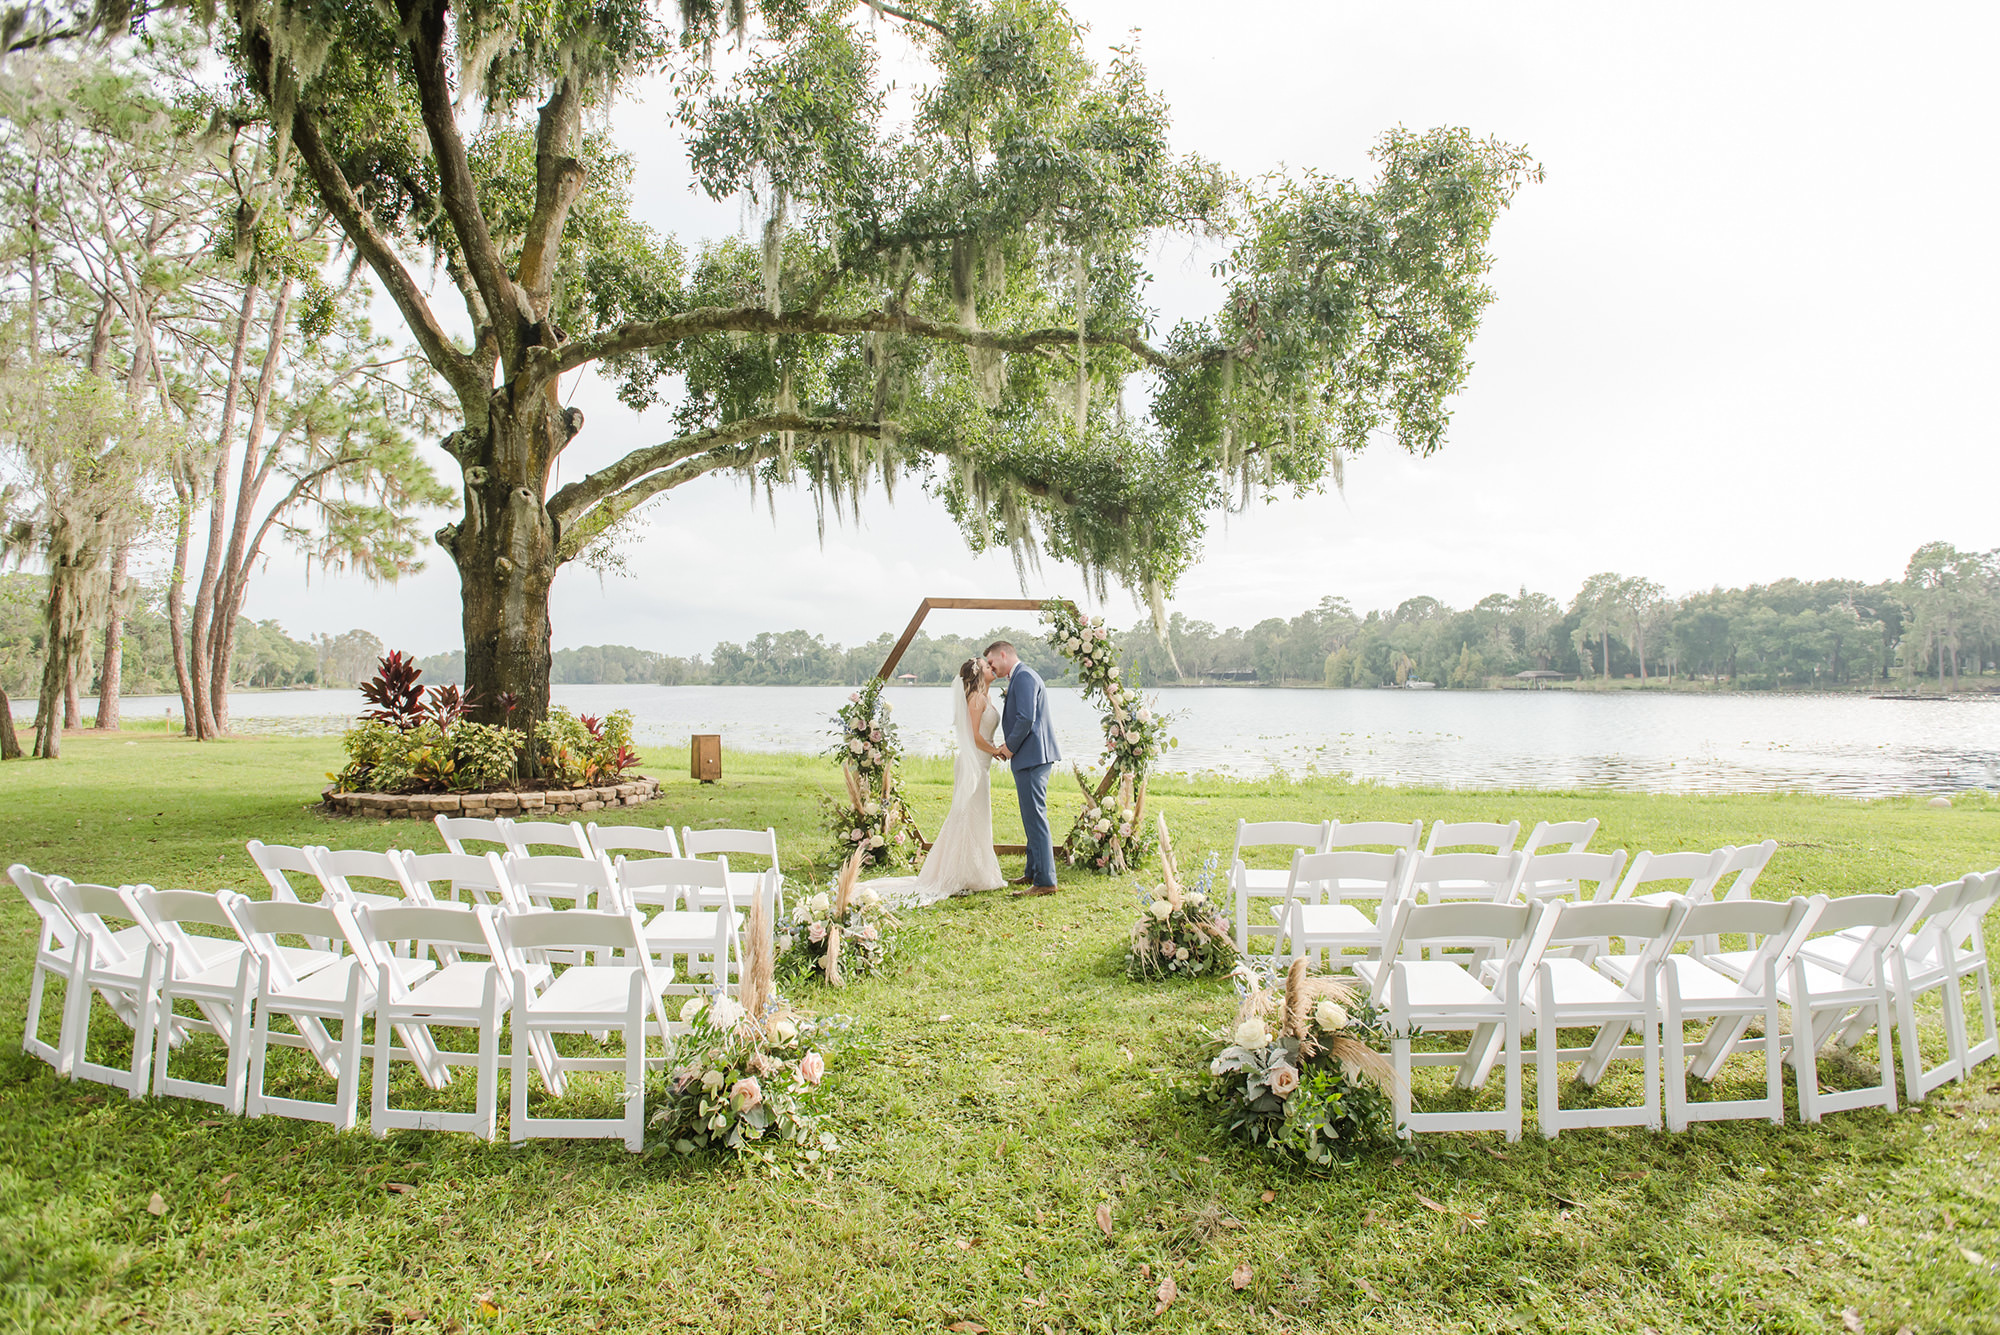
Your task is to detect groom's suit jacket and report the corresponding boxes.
[1001,663,1061,772]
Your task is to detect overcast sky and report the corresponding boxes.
[236,1,2000,658]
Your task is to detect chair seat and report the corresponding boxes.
[1707,948,1868,1000]
[1523,958,1636,1010]
[531,965,662,1018]
[1659,955,1763,1005]
[1238,869,1291,894]
[397,962,504,1014]
[1594,952,1644,984]
[1392,960,1499,1009]
[643,910,740,946]
[1286,904,1377,935]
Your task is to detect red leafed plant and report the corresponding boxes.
[360,652,427,728]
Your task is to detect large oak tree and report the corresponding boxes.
[213,0,1535,753]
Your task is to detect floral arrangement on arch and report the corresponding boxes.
[1200,956,1400,1165]
[1128,816,1237,980]
[650,892,849,1163]
[779,850,900,986]
[1040,600,1173,873]
[821,676,921,872]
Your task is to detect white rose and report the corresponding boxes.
[882,701,893,714]
[868,834,884,848]
[1137,708,1152,723]
[848,739,863,753]
[679,997,707,1024]
[709,997,745,1029]
[808,893,830,914]
[700,1069,726,1091]
[1067,637,1080,651]
[1121,808,1135,820]
[1315,999,1350,1031]
[1187,891,1207,906]
[1109,665,1121,678]
[1119,825,1133,839]
[1094,818,1112,834]
[859,887,880,907]
[863,800,881,816]
[772,1017,799,1043]
[1149,899,1173,921]
[1233,1018,1271,1049]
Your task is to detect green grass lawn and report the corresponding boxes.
[1,731,1997,1334]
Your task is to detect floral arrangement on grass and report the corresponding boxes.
[779,850,900,986]
[650,891,850,1164]
[1128,817,1236,980]
[1040,599,1173,873]
[332,653,646,795]
[1200,956,1399,1165]
[822,677,921,872]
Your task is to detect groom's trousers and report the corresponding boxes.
[1014,761,1058,888]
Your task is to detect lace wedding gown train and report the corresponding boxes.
[871,688,1005,908]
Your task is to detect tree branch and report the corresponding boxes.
[858,1,950,38]
[516,78,586,314]
[401,0,530,366]
[547,412,891,531]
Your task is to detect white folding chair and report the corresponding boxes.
[1513,900,1688,1137]
[1518,850,1630,908]
[681,826,786,918]
[435,814,511,857]
[224,896,377,1129]
[1611,847,1732,907]
[1353,899,1557,1142]
[398,850,521,911]
[48,879,159,1095]
[12,864,145,1069]
[245,839,336,950]
[1424,820,1521,855]
[1324,819,1423,853]
[1642,896,1822,1130]
[616,855,744,992]
[1407,851,1527,906]
[1521,819,1599,858]
[504,853,619,913]
[501,817,591,858]
[1272,849,1407,973]
[498,908,677,1151]
[135,888,267,1113]
[1227,819,1332,952]
[356,903,512,1140]
[585,823,683,862]
[311,848,419,909]
[1866,870,2000,1099]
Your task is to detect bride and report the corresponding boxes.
[872,658,1007,906]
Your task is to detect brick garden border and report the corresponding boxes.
[321,777,660,820]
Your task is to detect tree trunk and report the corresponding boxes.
[94,543,130,730]
[167,465,198,734]
[33,574,67,760]
[190,282,260,741]
[64,649,83,730]
[0,681,20,760]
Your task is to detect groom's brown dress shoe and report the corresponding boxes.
[1008,873,1034,886]
[1012,884,1058,897]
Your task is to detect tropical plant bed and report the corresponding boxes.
[320,778,659,820]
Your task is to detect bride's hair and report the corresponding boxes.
[957,658,982,697]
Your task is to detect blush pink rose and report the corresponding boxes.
[1269,1064,1300,1097]
[732,1077,763,1111]
[799,1051,825,1085]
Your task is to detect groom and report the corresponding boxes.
[985,640,1060,897]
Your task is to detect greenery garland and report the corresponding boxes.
[1039,599,1174,873]
[821,677,921,872]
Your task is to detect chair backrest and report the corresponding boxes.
[681,826,781,872]
[1407,851,1526,903]
[11,863,79,951]
[223,894,356,992]
[1675,895,1821,991]
[501,818,590,857]
[50,878,148,971]
[1424,820,1521,855]
[245,839,326,902]
[1542,899,1688,984]
[1612,847,1732,903]
[1518,850,1629,903]
[614,855,733,912]
[398,850,519,911]
[355,903,506,996]
[1232,819,1331,865]
[435,814,510,856]
[1324,820,1423,852]
[496,906,651,970]
[585,823,682,861]
[504,852,617,911]
[1805,890,1925,983]
[1944,868,2000,943]
[1711,839,1778,902]
[312,848,419,903]
[1286,849,1406,907]
[1370,899,1554,1003]
[1522,818,1598,857]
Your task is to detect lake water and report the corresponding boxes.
[53,684,2000,797]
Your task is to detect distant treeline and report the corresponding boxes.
[414,541,1996,692]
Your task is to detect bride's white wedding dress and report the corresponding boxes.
[871,687,1005,907]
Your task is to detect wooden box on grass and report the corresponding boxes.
[690,733,722,783]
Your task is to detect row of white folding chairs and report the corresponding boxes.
[1234,813,1779,952]
[246,839,767,988]
[1337,868,1999,1141]
[432,816,786,917]
[11,862,685,1149]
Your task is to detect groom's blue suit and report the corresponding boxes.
[1001,661,1061,888]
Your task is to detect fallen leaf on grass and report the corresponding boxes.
[146,1193,166,1217]
[1415,1195,1449,1215]
[1482,1147,1508,1160]
[1138,1263,1151,1281]
[1962,1247,1987,1265]
[753,1268,776,1280]
[1897,1327,1915,1335]
[1389,1156,1406,1168]
[1840,1311,1863,1334]
[1096,1203,1113,1238]
[1612,1171,1649,1181]
[215,1173,238,1189]
[945,1323,986,1333]
[953,1239,972,1251]
[1153,1276,1177,1316]
[196,1119,226,1128]
[1021,1264,1035,1281]
[1548,1194,1582,1211]
[1230,1262,1253,1291]
[1021,1295,1047,1309]
[1361,1209,1380,1227]
[220,1190,231,1208]
[1354,1277,1382,1303]
[1259,1190,1275,1204]
[475,1295,500,1321]
[1120,1046,1134,1062]
[386,1183,416,1195]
